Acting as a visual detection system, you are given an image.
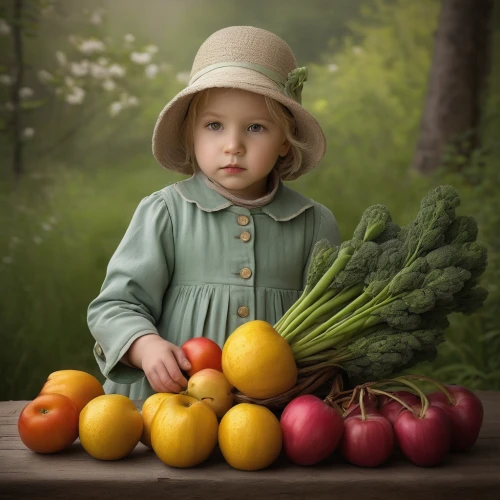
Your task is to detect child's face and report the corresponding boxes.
[193,88,290,200]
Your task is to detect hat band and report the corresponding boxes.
[189,62,308,104]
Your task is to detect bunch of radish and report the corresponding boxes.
[279,375,484,468]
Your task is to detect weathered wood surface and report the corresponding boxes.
[1,392,499,500]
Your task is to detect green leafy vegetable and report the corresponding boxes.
[275,185,489,385]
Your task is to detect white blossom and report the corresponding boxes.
[176,71,190,84]
[124,34,135,44]
[64,76,75,87]
[70,60,89,77]
[145,64,159,79]
[2,256,14,265]
[108,64,126,78]
[90,63,108,79]
[127,96,139,106]
[109,101,123,116]
[102,79,116,91]
[41,222,52,232]
[33,236,43,245]
[97,57,109,66]
[130,51,152,65]
[56,51,67,66]
[48,216,58,225]
[78,39,106,55]
[0,18,11,36]
[19,87,34,99]
[90,11,103,25]
[352,46,364,55]
[0,74,12,85]
[38,69,55,84]
[65,87,85,105]
[145,44,158,55]
[23,128,35,139]
[327,63,339,73]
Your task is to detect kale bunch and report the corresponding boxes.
[275,185,489,384]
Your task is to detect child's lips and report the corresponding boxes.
[222,164,245,174]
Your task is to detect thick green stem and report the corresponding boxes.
[293,291,399,352]
[280,288,338,339]
[292,291,372,349]
[274,289,308,331]
[293,315,380,360]
[278,250,353,332]
[284,283,365,343]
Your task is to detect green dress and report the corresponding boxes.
[88,173,341,399]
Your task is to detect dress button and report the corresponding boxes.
[237,215,250,226]
[237,306,249,318]
[95,343,105,360]
[240,231,251,242]
[239,267,252,279]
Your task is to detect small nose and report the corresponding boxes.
[224,130,245,155]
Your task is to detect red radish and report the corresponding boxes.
[394,405,452,467]
[280,394,344,466]
[379,391,421,424]
[340,413,394,467]
[343,394,379,418]
[427,385,484,451]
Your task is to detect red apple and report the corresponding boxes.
[394,405,452,467]
[280,394,344,466]
[340,413,394,467]
[181,337,222,376]
[427,385,483,451]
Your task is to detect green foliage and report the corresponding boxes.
[1,0,499,399]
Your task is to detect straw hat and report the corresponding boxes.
[152,26,326,181]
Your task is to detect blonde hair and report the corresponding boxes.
[180,89,309,179]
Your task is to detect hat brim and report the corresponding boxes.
[152,66,326,181]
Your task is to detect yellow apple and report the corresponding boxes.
[186,368,233,418]
[151,394,218,468]
[140,392,175,448]
[79,394,143,460]
[219,403,282,471]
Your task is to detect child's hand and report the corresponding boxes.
[127,334,192,393]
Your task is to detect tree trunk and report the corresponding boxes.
[412,0,494,175]
[11,0,24,179]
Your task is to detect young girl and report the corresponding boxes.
[88,26,341,399]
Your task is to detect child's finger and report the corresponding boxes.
[164,352,189,389]
[152,367,183,393]
[173,346,192,372]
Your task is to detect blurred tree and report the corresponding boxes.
[0,0,167,178]
[412,0,494,174]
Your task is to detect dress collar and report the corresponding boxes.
[174,173,313,222]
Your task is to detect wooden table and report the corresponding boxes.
[1,392,499,500]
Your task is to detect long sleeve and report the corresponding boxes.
[87,192,175,384]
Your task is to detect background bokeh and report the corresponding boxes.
[1,0,499,400]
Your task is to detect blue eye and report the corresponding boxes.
[207,122,222,131]
[248,124,264,132]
